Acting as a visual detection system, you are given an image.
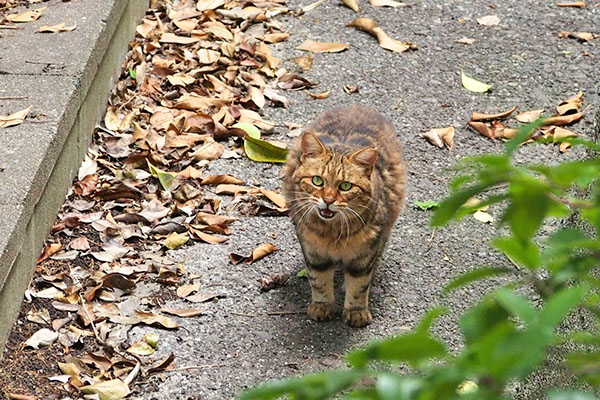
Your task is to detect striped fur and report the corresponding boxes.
[282,105,406,327]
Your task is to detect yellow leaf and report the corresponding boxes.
[461,70,492,93]
[164,232,190,250]
[473,210,494,224]
[127,341,155,355]
[80,379,131,400]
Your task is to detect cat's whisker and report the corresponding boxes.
[345,206,366,227]
[289,201,313,219]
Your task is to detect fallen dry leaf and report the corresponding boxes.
[259,32,290,43]
[229,243,277,265]
[80,379,131,400]
[343,85,360,94]
[308,90,331,99]
[477,15,500,26]
[38,22,76,33]
[456,37,476,45]
[259,188,287,209]
[341,0,359,11]
[556,1,587,6]
[0,106,32,129]
[293,54,314,71]
[558,31,598,42]
[553,126,579,141]
[473,210,494,224]
[422,127,455,150]
[37,243,62,263]
[161,307,206,317]
[557,91,583,115]
[369,0,406,7]
[544,112,584,126]
[471,106,518,121]
[559,141,572,152]
[347,18,416,53]
[24,328,58,349]
[147,354,176,374]
[7,6,46,23]
[469,121,494,140]
[164,232,189,250]
[186,292,222,303]
[201,174,244,185]
[515,109,545,123]
[297,40,349,53]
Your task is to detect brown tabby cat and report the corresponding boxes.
[282,105,406,327]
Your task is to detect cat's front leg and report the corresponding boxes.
[306,266,336,322]
[342,268,375,327]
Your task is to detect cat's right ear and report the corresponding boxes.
[300,132,327,159]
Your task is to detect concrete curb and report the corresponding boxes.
[0,0,148,353]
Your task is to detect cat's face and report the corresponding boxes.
[290,132,376,223]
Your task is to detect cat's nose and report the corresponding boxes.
[323,196,335,205]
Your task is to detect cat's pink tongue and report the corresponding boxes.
[319,208,335,219]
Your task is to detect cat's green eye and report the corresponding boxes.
[339,181,352,191]
[312,176,324,186]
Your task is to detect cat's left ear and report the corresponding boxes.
[349,147,378,171]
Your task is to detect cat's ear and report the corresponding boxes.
[300,132,327,159]
[349,147,378,171]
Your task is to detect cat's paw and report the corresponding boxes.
[343,308,372,328]
[307,302,336,322]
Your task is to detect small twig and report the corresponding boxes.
[0,25,18,30]
[267,310,304,315]
[0,96,28,100]
[171,362,233,371]
[427,227,437,246]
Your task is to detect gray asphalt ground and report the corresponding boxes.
[125,1,599,399]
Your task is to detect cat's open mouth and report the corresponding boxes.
[318,208,336,219]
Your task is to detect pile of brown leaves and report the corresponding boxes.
[12,0,310,397]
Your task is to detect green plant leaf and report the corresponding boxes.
[129,68,136,80]
[443,267,513,294]
[539,285,588,329]
[244,136,288,163]
[376,374,422,400]
[296,268,308,278]
[147,160,176,191]
[495,289,537,326]
[493,236,540,270]
[432,184,488,227]
[233,122,261,139]
[239,369,363,400]
[461,69,492,93]
[414,200,439,211]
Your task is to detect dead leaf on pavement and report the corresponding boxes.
[515,109,545,123]
[7,6,46,23]
[80,379,131,400]
[456,37,476,45]
[294,54,314,71]
[553,126,579,141]
[308,90,330,99]
[164,232,189,250]
[0,106,32,128]
[556,1,587,6]
[477,15,500,26]
[38,22,76,33]
[471,106,517,121]
[347,18,416,53]
[258,32,290,43]
[201,174,244,185]
[341,0,359,12]
[557,91,583,115]
[297,39,349,53]
[229,243,277,265]
[422,127,455,150]
[558,31,598,41]
[369,0,406,7]
[469,121,495,140]
[147,354,176,374]
[161,307,206,317]
[544,112,584,126]
[176,282,201,298]
[186,292,222,303]
[259,188,287,209]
